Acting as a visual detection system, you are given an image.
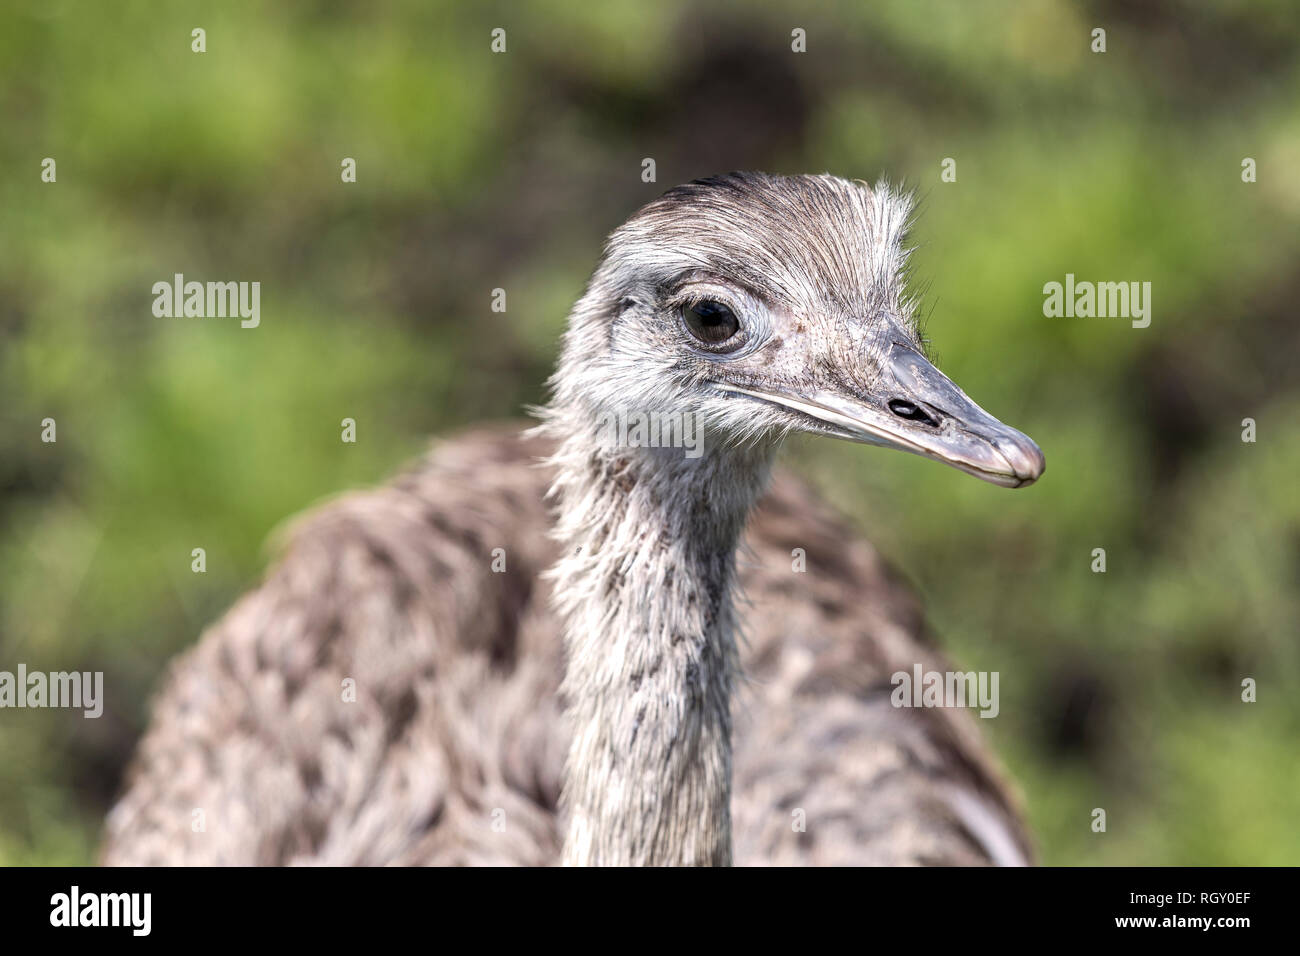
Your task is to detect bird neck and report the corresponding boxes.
[541,410,775,865]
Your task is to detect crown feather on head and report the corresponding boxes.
[605,171,919,333]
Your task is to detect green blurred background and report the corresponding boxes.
[2,0,1298,864]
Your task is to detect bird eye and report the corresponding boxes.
[681,300,740,346]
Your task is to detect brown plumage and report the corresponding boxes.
[102,425,1029,865]
[103,173,1041,866]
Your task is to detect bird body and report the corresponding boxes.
[104,426,1028,865]
[104,173,1043,866]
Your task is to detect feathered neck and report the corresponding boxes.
[535,396,776,865]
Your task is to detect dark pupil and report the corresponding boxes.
[683,301,739,344]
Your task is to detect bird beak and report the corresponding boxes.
[717,343,1045,488]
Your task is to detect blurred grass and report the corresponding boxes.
[1,0,1297,864]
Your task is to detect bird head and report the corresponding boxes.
[551,171,1044,488]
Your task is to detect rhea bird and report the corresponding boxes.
[103,172,1045,866]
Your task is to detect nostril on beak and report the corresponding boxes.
[888,398,939,427]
